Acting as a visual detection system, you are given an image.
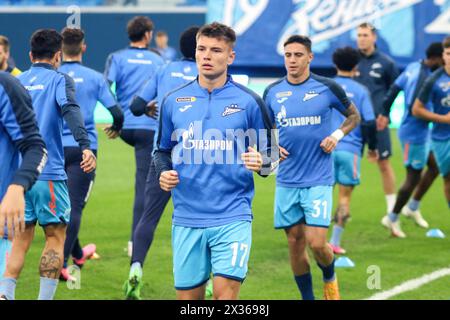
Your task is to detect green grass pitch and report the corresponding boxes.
[14,128,450,300]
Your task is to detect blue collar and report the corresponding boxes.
[32,62,54,70]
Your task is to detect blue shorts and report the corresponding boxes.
[333,150,361,186]
[274,185,333,229]
[431,140,450,177]
[401,141,430,170]
[25,180,71,226]
[0,238,12,280]
[172,220,251,290]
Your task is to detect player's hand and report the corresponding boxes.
[145,100,159,119]
[444,112,450,124]
[376,115,389,131]
[241,146,263,172]
[0,184,25,240]
[279,146,290,163]
[320,136,338,154]
[367,149,379,163]
[80,149,97,173]
[103,126,120,139]
[159,170,179,192]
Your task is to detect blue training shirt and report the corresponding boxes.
[59,61,117,150]
[391,61,432,144]
[264,74,351,188]
[0,71,46,198]
[332,76,375,155]
[18,63,89,181]
[138,58,198,107]
[156,76,273,228]
[417,67,450,141]
[105,47,164,130]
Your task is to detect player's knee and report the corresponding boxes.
[308,239,328,253]
[286,233,305,249]
[44,225,66,246]
[377,159,391,171]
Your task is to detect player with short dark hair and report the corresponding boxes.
[412,37,450,211]
[124,26,199,300]
[105,16,164,257]
[379,42,443,237]
[355,22,400,218]
[0,29,96,300]
[264,35,360,300]
[328,47,378,254]
[58,27,124,281]
[154,22,275,300]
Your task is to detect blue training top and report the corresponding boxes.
[417,67,450,142]
[332,76,375,155]
[18,63,90,181]
[0,71,46,198]
[59,61,118,150]
[104,47,164,130]
[155,76,274,228]
[264,74,351,188]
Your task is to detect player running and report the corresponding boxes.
[412,37,450,212]
[104,16,164,257]
[58,27,124,280]
[379,42,443,237]
[154,22,275,300]
[328,47,378,254]
[123,26,199,300]
[0,29,96,300]
[264,35,360,300]
[0,72,47,290]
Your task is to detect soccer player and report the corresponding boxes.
[355,22,399,216]
[328,47,378,254]
[0,36,21,76]
[379,43,443,237]
[124,26,199,300]
[0,72,47,289]
[0,29,96,300]
[264,35,360,300]
[154,22,275,300]
[412,37,450,211]
[154,31,178,63]
[58,28,124,280]
[104,16,164,256]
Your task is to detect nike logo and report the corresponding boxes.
[303,93,319,102]
[179,104,193,112]
[277,97,288,103]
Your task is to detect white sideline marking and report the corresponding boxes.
[366,267,450,300]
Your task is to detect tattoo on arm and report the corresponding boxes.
[339,103,361,135]
[39,249,62,279]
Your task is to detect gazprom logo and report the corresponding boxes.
[277,105,288,127]
[182,122,195,150]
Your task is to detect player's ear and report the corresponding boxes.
[82,43,87,53]
[29,51,33,63]
[227,50,235,66]
[308,51,314,64]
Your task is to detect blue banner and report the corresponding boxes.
[207,0,450,68]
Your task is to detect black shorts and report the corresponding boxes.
[376,127,392,160]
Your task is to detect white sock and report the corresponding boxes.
[386,194,397,213]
